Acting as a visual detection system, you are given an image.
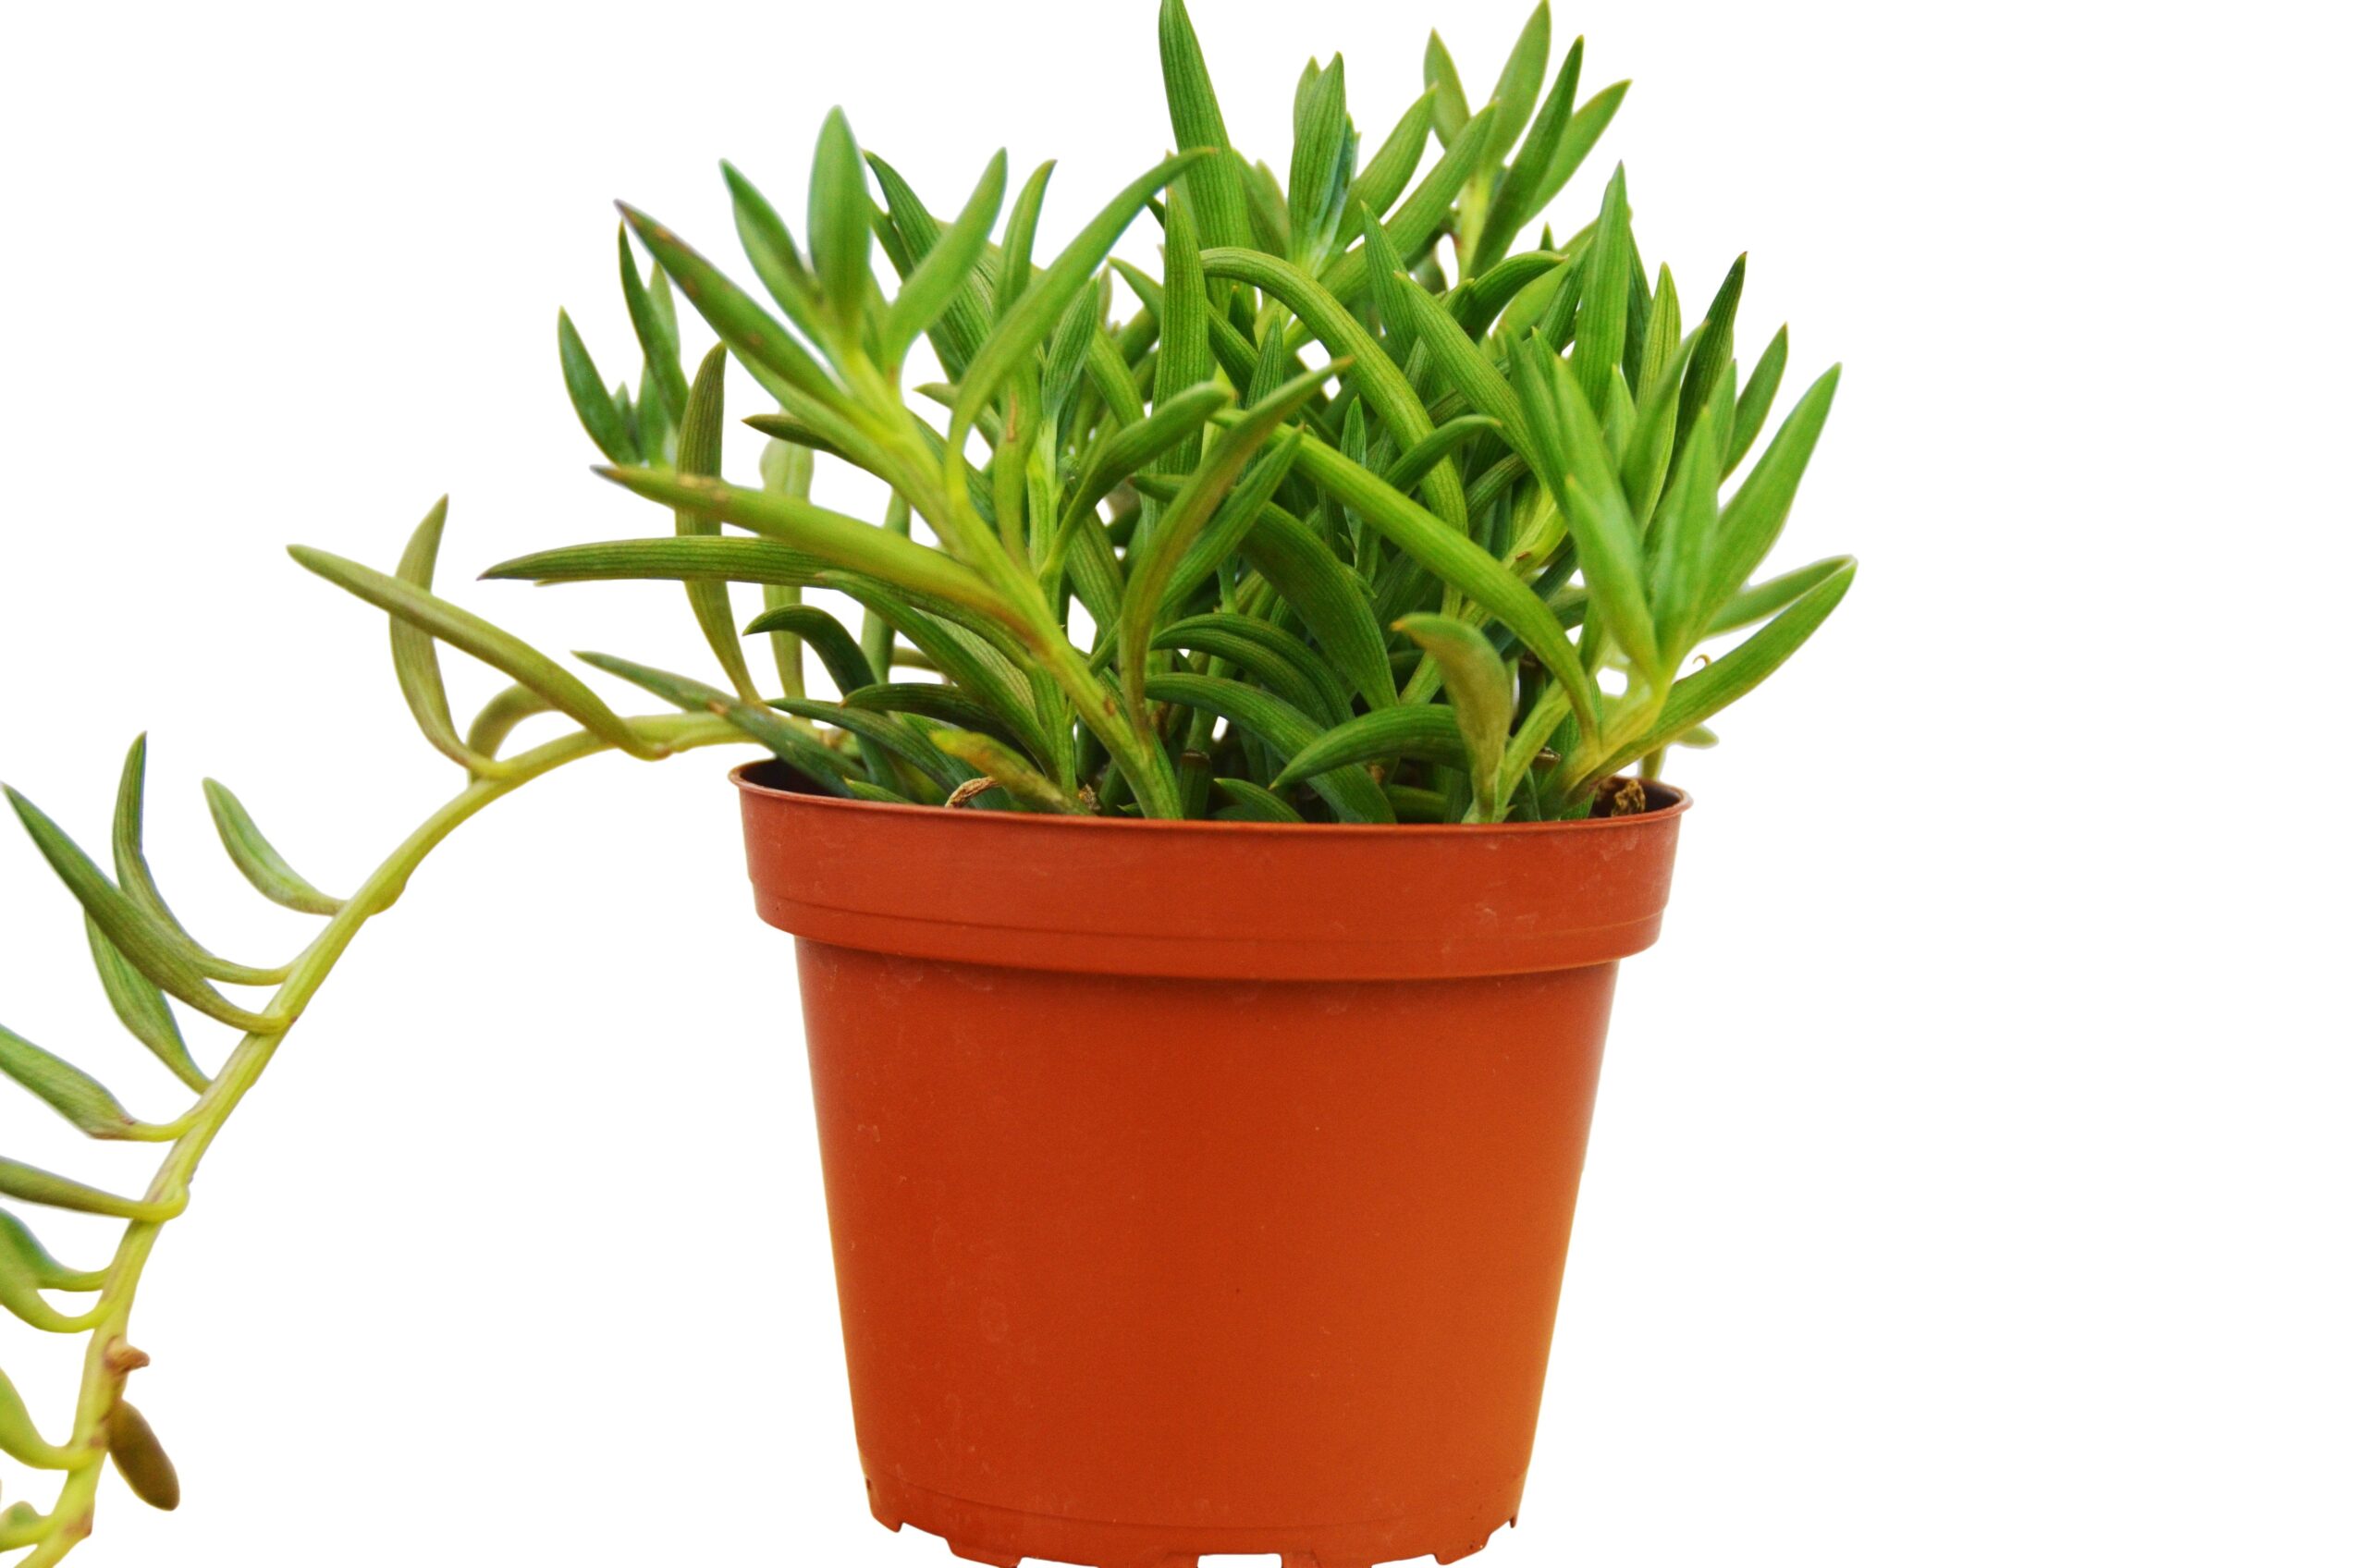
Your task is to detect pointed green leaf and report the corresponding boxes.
[558,311,635,464]
[619,202,843,411]
[1157,0,1253,252]
[1699,364,1842,614]
[1288,55,1349,266]
[1423,31,1471,143]
[1528,80,1627,229]
[1727,324,1789,477]
[1343,86,1439,239]
[462,683,555,758]
[929,730,1085,814]
[0,1023,136,1137]
[1120,368,1335,715]
[0,1156,184,1223]
[1475,31,1585,268]
[1677,253,1747,450]
[1143,672,1393,823]
[880,151,1008,364]
[5,787,275,1034]
[86,917,208,1091]
[293,545,661,758]
[0,1209,104,1292]
[1483,2,1555,165]
[951,150,1207,447]
[1569,165,1633,415]
[388,496,501,772]
[583,468,1022,633]
[808,108,875,332]
[1581,557,1855,784]
[1395,614,1515,818]
[575,653,856,795]
[1270,704,1468,789]
[1209,777,1304,822]
[200,780,344,916]
[618,226,688,423]
[1153,609,1351,727]
[1282,420,1592,704]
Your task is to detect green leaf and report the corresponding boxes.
[584,467,1024,634]
[840,680,1032,756]
[1678,253,1747,451]
[0,1208,104,1292]
[1233,505,1399,711]
[1395,614,1515,818]
[824,581,1053,767]
[929,730,1086,814]
[1150,180,1212,474]
[1157,0,1253,252]
[110,736,283,987]
[880,151,1008,365]
[1282,420,1592,705]
[743,603,876,696]
[1343,87,1439,239]
[86,917,208,1091]
[574,653,857,795]
[995,158,1056,323]
[1051,381,1233,546]
[1394,279,1534,469]
[1154,609,1351,727]
[1269,704,1468,790]
[1422,31,1470,143]
[388,496,500,772]
[618,226,687,424]
[1476,33,1585,270]
[1201,245,1467,531]
[463,684,554,758]
[767,695,969,794]
[558,311,636,465]
[2,1363,82,1468]
[1529,80,1627,230]
[482,534,827,592]
[808,107,875,333]
[1699,364,1842,617]
[0,1156,182,1224]
[1705,554,1855,636]
[1582,557,1855,784]
[1569,165,1633,415]
[201,780,345,916]
[1143,672,1393,823]
[719,159,833,350]
[1209,777,1304,822]
[1509,337,1658,677]
[0,1023,135,1138]
[1727,324,1789,478]
[672,346,762,701]
[1288,54,1349,266]
[951,150,1207,448]
[1482,2,1556,165]
[619,202,842,411]
[4,786,275,1035]
[1157,430,1314,614]
[1322,104,1500,306]
[1119,367,1335,715]
[292,546,661,760]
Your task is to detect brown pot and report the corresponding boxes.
[734,760,1688,1568]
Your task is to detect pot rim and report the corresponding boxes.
[730,758,1691,836]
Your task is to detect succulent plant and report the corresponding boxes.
[0,1,1851,1556]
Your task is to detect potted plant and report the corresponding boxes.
[0,3,1852,1562]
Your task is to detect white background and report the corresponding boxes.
[3,1,2361,1563]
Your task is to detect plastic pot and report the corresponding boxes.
[733,760,1688,1568]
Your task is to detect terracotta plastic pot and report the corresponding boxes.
[733,760,1688,1568]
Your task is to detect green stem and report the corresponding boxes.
[18,712,744,1564]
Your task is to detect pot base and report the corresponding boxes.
[865,1473,1518,1568]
